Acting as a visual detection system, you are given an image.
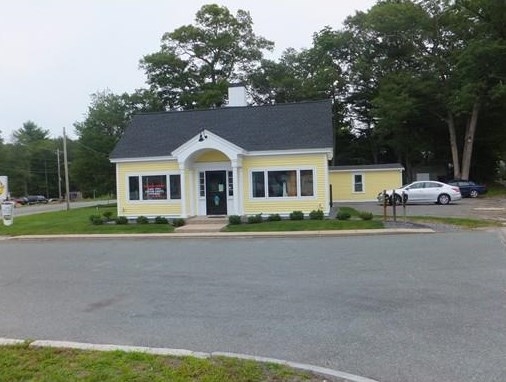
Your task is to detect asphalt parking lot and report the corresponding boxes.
[337,196,506,222]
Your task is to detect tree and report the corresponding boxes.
[72,90,164,197]
[335,0,506,180]
[140,4,273,109]
[249,28,356,164]
[8,121,57,197]
[12,120,49,145]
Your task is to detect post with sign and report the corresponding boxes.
[0,176,14,226]
[1,201,14,226]
[0,175,7,202]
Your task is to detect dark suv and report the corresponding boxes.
[26,195,48,204]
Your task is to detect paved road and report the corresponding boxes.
[10,199,114,217]
[1,232,505,382]
[337,196,506,222]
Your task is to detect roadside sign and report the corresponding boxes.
[1,201,14,226]
[0,176,7,202]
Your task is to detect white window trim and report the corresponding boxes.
[249,167,316,200]
[126,172,182,203]
[352,173,365,193]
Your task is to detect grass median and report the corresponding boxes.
[0,344,337,382]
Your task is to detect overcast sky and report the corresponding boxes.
[0,0,376,141]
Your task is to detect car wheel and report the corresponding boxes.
[393,194,402,205]
[438,194,450,205]
[469,189,478,198]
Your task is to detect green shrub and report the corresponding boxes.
[247,213,263,224]
[172,218,185,227]
[102,211,114,221]
[336,210,351,221]
[267,214,281,222]
[115,216,128,225]
[309,209,324,220]
[289,210,304,220]
[228,215,242,225]
[154,216,169,224]
[359,211,373,221]
[136,216,149,224]
[89,215,103,225]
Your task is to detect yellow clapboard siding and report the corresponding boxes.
[117,161,179,173]
[242,153,329,215]
[195,151,229,162]
[329,170,403,201]
[121,203,181,218]
[116,160,181,217]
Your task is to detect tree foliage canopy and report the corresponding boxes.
[140,4,273,109]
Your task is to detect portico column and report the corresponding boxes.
[179,162,187,218]
[231,158,242,215]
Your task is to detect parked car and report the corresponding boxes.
[378,181,462,205]
[26,195,48,204]
[446,180,487,198]
[12,196,29,205]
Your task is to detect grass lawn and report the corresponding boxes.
[2,204,498,236]
[0,345,333,382]
[486,182,506,197]
[0,205,175,236]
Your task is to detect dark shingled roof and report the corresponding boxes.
[110,100,332,159]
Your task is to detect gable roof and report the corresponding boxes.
[110,100,333,159]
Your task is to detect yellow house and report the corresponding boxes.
[110,86,334,218]
[329,164,404,202]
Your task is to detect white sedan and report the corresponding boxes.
[378,181,462,205]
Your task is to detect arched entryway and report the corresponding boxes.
[173,129,245,217]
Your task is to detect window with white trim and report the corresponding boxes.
[252,171,265,198]
[227,171,233,197]
[199,172,205,197]
[128,174,181,201]
[353,173,364,193]
[300,170,314,196]
[169,175,181,199]
[251,169,314,198]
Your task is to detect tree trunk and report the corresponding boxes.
[404,155,412,183]
[461,101,480,180]
[446,112,461,179]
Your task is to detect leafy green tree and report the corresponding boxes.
[12,120,49,145]
[6,121,58,197]
[72,90,164,197]
[335,0,506,180]
[140,4,274,109]
[249,28,353,164]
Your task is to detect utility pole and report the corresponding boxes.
[56,148,62,200]
[63,127,70,211]
[44,159,49,198]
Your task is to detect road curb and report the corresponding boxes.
[1,228,434,241]
[0,338,379,382]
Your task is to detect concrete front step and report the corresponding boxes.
[185,216,228,225]
[175,223,226,233]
